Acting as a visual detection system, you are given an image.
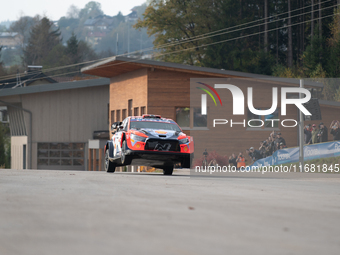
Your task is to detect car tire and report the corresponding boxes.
[163,165,174,175]
[105,149,116,173]
[121,140,132,165]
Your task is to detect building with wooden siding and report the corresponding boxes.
[1,56,339,170]
[82,56,340,160]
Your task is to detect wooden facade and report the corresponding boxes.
[82,57,339,162]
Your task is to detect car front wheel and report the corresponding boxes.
[105,149,116,173]
[120,140,132,165]
[163,165,174,175]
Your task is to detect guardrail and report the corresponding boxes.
[251,141,340,167]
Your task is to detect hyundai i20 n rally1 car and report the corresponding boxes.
[104,115,194,175]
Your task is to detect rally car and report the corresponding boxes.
[104,114,194,175]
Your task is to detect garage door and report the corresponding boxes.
[37,142,85,170]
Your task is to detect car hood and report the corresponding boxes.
[139,129,182,139]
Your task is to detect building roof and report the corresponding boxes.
[0,78,109,97]
[0,32,19,38]
[84,15,115,27]
[319,100,340,108]
[81,56,323,88]
[84,19,97,26]
[0,71,57,89]
[87,31,106,38]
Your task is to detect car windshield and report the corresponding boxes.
[130,121,182,132]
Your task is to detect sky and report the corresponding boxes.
[0,0,147,22]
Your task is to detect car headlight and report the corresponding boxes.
[131,133,147,142]
[179,138,189,144]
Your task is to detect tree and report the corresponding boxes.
[303,27,326,76]
[78,41,97,61]
[67,5,80,19]
[0,46,6,75]
[58,16,80,42]
[66,32,81,64]
[116,11,125,24]
[79,1,103,21]
[0,122,10,168]
[135,0,217,65]
[135,0,275,74]
[327,7,340,77]
[23,17,61,65]
[10,15,40,46]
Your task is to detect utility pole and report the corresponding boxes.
[116,33,118,55]
[288,0,293,68]
[318,0,322,39]
[299,79,305,172]
[127,20,130,55]
[264,0,268,53]
[311,0,314,42]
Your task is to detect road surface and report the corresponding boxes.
[0,169,339,255]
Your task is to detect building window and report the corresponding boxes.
[176,107,190,128]
[134,107,139,116]
[247,109,261,128]
[264,108,279,128]
[111,110,115,125]
[140,106,146,115]
[116,110,121,122]
[247,108,280,129]
[37,143,85,166]
[128,99,133,116]
[0,107,8,123]
[122,109,127,120]
[193,107,207,127]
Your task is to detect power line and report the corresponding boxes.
[0,0,336,81]
[0,1,338,82]
[150,0,335,51]
[157,12,339,59]
[153,1,337,53]
[1,0,336,81]
[3,11,337,86]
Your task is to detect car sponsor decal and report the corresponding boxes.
[155,130,168,134]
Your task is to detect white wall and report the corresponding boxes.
[11,136,27,170]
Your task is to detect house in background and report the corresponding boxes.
[125,9,138,22]
[85,31,107,46]
[84,15,116,31]
[0,32,23,49]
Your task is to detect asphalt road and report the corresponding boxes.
[0,169,340,255]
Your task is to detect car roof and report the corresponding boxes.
[129,116,177,124]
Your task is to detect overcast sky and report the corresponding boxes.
[1,0,147,22]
